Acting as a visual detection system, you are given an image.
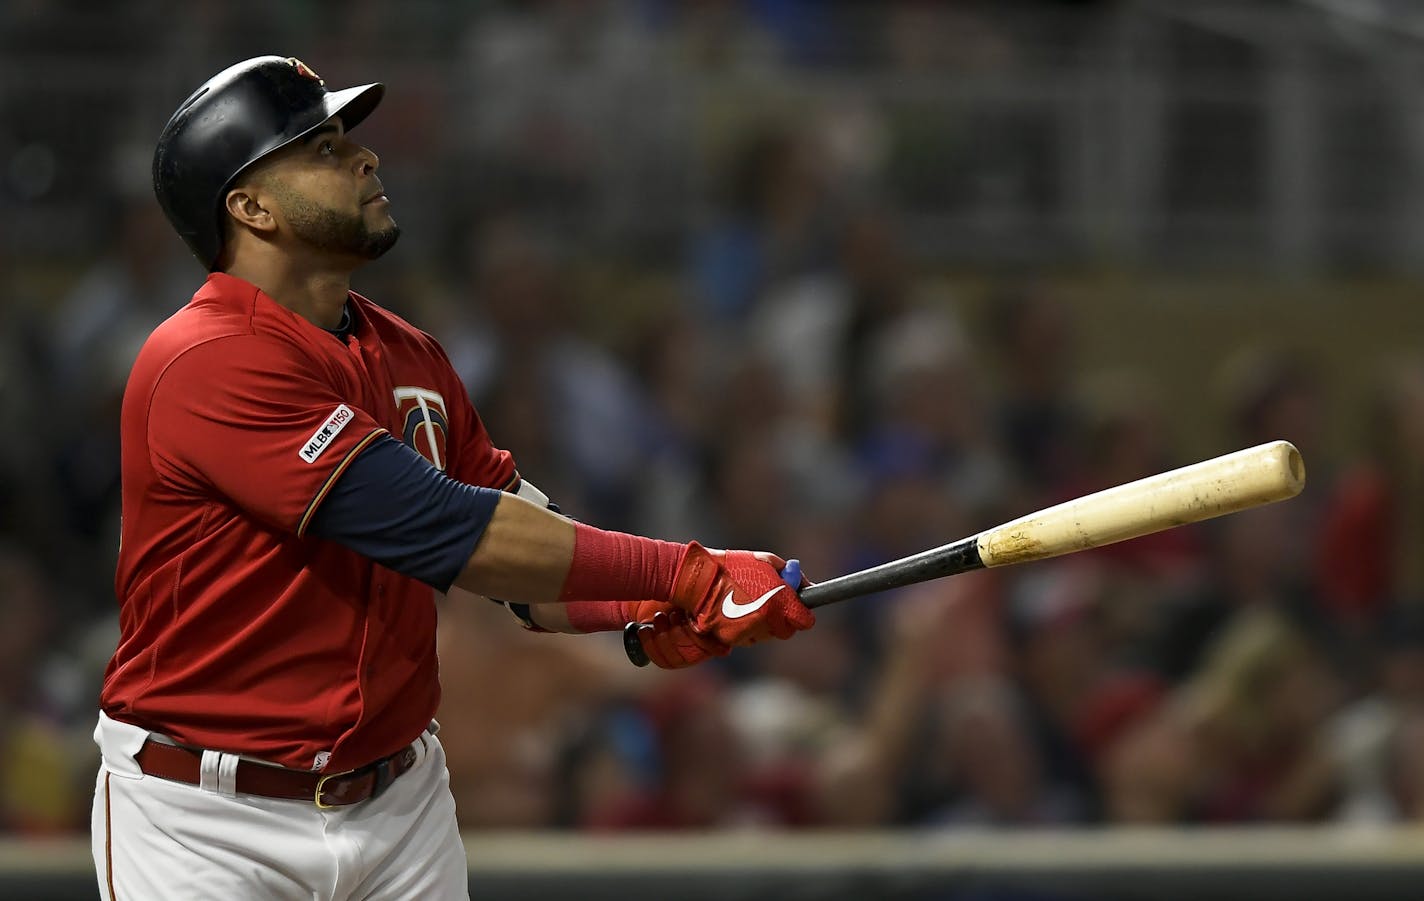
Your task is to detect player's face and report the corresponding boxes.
[261,117,400,262]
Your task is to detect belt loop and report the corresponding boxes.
[218,752,239,797]
[198,750,220,794]
[199,750,240,797]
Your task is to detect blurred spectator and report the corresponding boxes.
[800,571,1007,827]
[859,305,1012,518]
[1215,346,1331,588]
[1097,688,1196,824]
[0,244,52,557]
[0,547,90,834]
[456,0,689,249]
[660,0,787,73]
[1182,608,1342,823]
[1384,708,1424,822]
[1218,345,1328,477]
[1071,373,1203,581]
[623,303,721,540]
[693,122,833,322]
[753,206,929,442]
[586,672,816,829]
[453,218,655,527]
[47,196,192,395]
[1316,356,1424,625]
[654,339,857,552]
[43,196,194,608]
[982,280,1084,504]
[1067,377,1206,669]
[1103,608,1342,824]
[1329,607,1424,824]
[1001,562,1115,821]
[1145,503,1327,684]
[436,598,636,830]
[920,677,1083,827]
[884,1,1022,75]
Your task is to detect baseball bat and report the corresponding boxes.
[624,439,1305,667]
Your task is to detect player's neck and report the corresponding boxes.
[226,258,352,330]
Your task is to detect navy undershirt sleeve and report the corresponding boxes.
[307,435,503,591]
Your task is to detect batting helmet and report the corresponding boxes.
[153,56,385,270]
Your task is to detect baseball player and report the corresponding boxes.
[93,56,815,900]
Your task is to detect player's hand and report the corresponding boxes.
[669,542,815,646]
[633,607,732,669]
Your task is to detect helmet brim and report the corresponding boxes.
[321,82,385,134]
[261,81,386,168]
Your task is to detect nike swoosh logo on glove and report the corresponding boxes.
[721,586,782,619]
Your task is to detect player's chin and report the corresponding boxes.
[360,222,402,260]
[369,213,398,236]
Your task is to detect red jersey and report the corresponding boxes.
[103,272,515,773]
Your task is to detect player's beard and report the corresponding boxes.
[275,185,401,260]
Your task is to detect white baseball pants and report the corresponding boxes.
[91,712,470,900]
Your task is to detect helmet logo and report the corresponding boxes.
[287,57,324,86]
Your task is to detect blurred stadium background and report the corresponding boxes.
[6,0,1424,898]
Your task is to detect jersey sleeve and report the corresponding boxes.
[147,335,388,536]
[306,435,503,591]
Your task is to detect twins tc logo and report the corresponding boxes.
[393,387,449,471]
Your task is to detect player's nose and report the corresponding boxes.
[353,144,379,175]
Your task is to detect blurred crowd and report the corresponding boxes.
[5,0,1424,840]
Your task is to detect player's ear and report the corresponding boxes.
[223,185,277,235]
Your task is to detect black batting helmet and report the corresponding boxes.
[153,56,385,270]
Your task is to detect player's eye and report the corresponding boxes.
[318,140,335,156]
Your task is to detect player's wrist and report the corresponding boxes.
[558,522,687,607]
[564,599,642,633]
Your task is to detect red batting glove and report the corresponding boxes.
[634,608,733,669]
[669,542,815,646]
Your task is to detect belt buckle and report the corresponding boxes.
[314,770,348,809]
[315,744,418,809]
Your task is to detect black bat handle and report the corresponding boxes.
[622,536,983,667]
[797,535,983,609]
[623,621,653,667]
